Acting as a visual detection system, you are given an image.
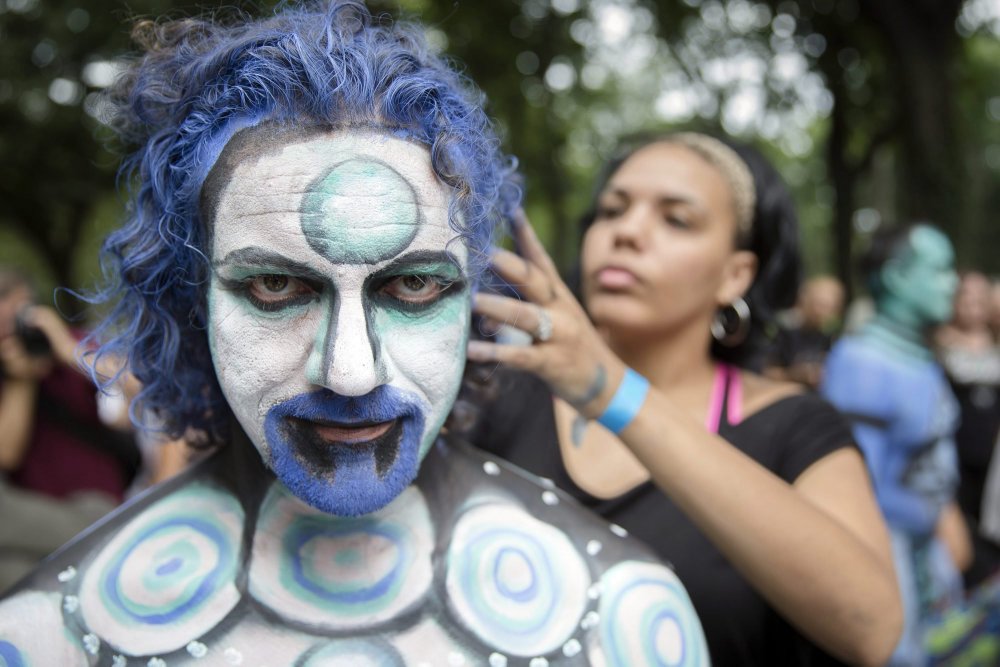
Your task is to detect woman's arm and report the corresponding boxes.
[936,500,973,572]
[618,391,899,667]
[467,217,902,666]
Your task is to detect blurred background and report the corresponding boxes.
[0,0,998,314]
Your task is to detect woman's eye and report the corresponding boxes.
[595,205,622,220]
[244,274,317,310]
[665,215,690,229]
[382,275,448,304]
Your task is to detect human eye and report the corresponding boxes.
[380,274,460,306]
[241,274,320,312]
[664,214,691,229]
[594,201,624,220]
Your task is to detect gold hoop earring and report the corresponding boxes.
[711,296,751,347]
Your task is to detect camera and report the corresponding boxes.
[15,309,52,357]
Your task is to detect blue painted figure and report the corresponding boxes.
[823,224,963,666]
[0,2,708,665]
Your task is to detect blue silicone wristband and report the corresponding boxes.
[597,368,650,434]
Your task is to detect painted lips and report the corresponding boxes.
[311,419,397,445]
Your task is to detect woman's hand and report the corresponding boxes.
[466,212,624,418]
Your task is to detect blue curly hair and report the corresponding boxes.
[88,0,520,441]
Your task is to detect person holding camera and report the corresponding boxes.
[0,269,138,591]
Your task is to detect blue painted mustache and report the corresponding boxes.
[267,386,420,427]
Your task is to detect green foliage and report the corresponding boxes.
[1,0,997,309]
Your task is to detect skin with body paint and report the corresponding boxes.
[207,128,471,517]
[875,225,958,332]
[864,225,959,361]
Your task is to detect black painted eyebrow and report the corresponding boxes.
[213,247,327,281]
[372,250,465,279]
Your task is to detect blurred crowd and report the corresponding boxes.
[765,264,1000,663]
[0,269,193,592]
[768,268,1000,578]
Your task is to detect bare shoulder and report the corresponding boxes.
[738,370,806,418]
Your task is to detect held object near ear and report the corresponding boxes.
[15,308,52,358]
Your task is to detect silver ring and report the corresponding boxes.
[533,307,553,343]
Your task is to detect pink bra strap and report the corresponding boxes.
[705,364,728,434]
[726,365,744,426]
[705,364,744,434]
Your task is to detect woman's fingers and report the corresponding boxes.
[512,210,561,282]
[473,293,550,341]
[467,338,543,369]
[490,248,559,305]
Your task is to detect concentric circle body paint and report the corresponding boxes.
[300,159,420,265]
[593,561,708,667]
[0,591,88,665]
[249,484,433,630]
[444,503,589,657]
[297,638,405,667]
[0,641,25,667]
[78,484,244,655]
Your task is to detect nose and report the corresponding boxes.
[611,202,653,250]
[305,295,384,397]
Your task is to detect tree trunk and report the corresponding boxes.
[862,0,965,239]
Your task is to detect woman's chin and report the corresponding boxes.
[589,307,662,338]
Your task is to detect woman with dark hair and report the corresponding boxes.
[465,133,902,666]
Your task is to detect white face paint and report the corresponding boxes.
[207,129,470,517]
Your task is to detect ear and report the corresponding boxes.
[716,250,758,305]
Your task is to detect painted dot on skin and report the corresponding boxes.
[82,633,100,655]
[581,610,600,630]
[57,566,77,582]
[587,583,602,600]
[562,639,582,657]
[586,540,603,556]
[483,461,501,476]
[224,647,244,665]
[529,658,549,667]
[610,523,628,538]
[488,653,508,667]
[300,158,420,265]
[62,595,79,613]
[147,658,166,667]
[541,491,559,506]
[112,656,127,667]
[187,641,208,658]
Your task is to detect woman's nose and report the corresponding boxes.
[611,203,652,249]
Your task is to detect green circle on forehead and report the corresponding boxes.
[300,159,420,264]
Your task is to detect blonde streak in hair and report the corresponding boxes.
[666,132,756,239]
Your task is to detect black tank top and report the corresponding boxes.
[465,368,856,667]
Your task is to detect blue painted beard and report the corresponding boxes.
[262,386,428,517]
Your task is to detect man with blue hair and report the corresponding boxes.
[0,2,707,664]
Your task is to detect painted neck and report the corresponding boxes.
[874,295,935,336]
[862,313,934,361]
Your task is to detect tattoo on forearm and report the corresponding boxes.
[571,415,587,448]
[567,364,607,410]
